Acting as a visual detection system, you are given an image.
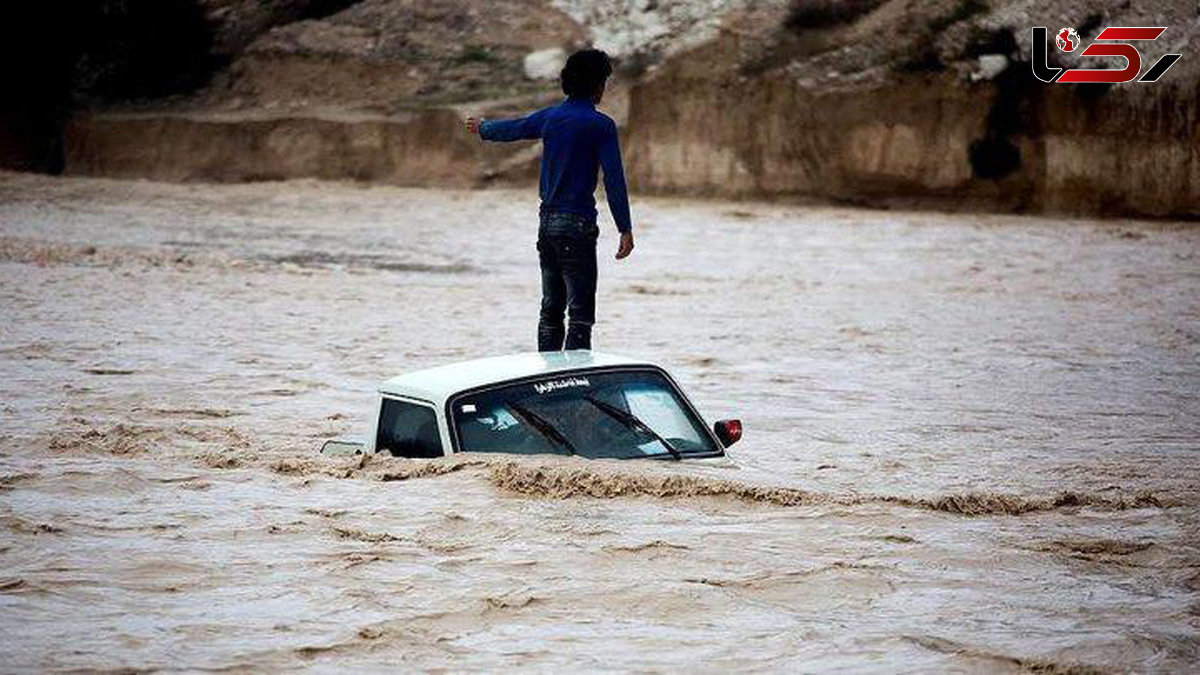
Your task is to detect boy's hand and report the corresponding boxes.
[615,231,634,260]
[464,116,482,135]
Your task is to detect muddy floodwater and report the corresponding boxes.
[1,172,1197,671]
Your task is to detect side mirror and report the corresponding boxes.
[320,438,366,456]
[713,419,742,447]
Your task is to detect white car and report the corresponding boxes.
[321,351,742,460]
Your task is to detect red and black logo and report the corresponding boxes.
[1031,26,1182,83]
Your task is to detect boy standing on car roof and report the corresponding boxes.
[464,49,634,352]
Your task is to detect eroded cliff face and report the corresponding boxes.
[624,38,1199,217]
[623,0,1199,217]
[55,0,725,187]
[18,0,1200,218]
[63,109,507,186]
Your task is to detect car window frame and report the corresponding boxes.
[377,394,445,458]
[444,365,725,459]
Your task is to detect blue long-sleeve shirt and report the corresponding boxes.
[479,97,632,233]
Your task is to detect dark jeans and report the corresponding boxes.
[537,212,598,351]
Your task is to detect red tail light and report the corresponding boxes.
[714,419,742,447]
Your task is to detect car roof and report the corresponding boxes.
[378,351,658,405]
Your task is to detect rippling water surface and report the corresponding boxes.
[1,173,1197,671]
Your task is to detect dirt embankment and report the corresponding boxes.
[64,108,530,186]
[623,1,1200,218]
[55,0,706,187]
[15,0,1200,218]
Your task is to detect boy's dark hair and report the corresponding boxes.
[560,49,612,98]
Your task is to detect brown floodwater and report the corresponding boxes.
[0,172,1197,671]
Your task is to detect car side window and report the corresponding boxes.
[377,399,443,458]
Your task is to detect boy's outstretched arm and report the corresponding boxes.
[464,108,549,142]
[599,118,634,260]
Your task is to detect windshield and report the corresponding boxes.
[450,369,721,459]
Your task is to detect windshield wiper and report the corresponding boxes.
[506,401,577,456]
[582,395,682,460]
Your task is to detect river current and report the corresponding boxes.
[1,173,1197,671]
